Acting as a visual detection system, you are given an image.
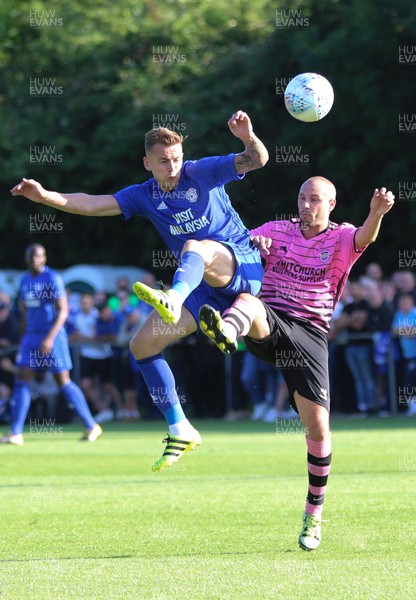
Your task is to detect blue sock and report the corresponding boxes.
[11,380,32,435]
[60,381,96,430]
[172,250,205,300]
[136,354,186,425]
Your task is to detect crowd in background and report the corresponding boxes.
[0,262,415,425]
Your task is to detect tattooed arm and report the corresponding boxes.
[228,110,269,174]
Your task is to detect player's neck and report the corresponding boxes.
[300,223,328,239]
[30,266,46,276]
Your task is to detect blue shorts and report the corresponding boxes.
[16,328,73,373]
[184,241,263,325]
[221,240,262,297]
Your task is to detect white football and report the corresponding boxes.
[284,73,334,122]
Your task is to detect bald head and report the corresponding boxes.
[298,176,337,237]
[300,176,336,202]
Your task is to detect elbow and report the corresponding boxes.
[257,150,269,168]
[355,233,376,250]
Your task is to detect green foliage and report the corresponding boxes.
[0,0,415,274]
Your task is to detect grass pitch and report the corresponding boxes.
[0,417,414,599]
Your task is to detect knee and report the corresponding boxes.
[238,292,254,303]
[129,333,156,360]
[303,411,330,442]
[305,423,330,442]
[129,336,145,360]
[306,430,328,443]
[181,239,211,265]
[182,238,200,254]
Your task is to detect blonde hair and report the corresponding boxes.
[145,127,184,154]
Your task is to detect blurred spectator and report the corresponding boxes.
[64,287,79,336]
[108,276,139,314]
[69,293,99,408]
[263,371,291,423]
[392,294,416,416]
[108,274,157,320]
[365,262,383,284]
[241,352,277,420]
[95,299,124,421]
[165,333,228,419]
[65,286,81,314]
[366,286,395,413]
[392,270,416,305]
[358,275,378,298]
[116,305,155,419]
[380,279,396,304]
[338,280,377,414]
[70,293,122,422]
[327,283,356,413]
[0,291,19,420]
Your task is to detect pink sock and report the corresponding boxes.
[223,298,258,337]
[305,434,332,517]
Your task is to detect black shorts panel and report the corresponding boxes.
[244,303,330,412]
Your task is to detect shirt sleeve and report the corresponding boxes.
[51,272,66,301]
[339,224,368,266]
[185,154,244,189]
[250,221,273,238]
[113,184,148,220]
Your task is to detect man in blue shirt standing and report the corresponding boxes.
[11,110,268,469]
[0,245,102,445]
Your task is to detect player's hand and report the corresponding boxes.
[370,187,395,216]
[228,111,254,141]
[251,235,272,256]
[10,178,47,203]
[40,335,54,355]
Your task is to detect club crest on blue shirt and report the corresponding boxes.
[320,250,330,262]
[185,188,198,203]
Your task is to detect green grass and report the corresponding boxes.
[0,417,415,599]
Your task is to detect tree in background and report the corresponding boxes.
[0,0,415,276]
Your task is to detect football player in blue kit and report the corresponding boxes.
[0,244,102,446]
[11,110,268,469]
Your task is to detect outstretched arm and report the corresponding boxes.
[228,111,269,174]
[10,178,121,217]
[355,187,395,250]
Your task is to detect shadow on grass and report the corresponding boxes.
[0,555,133,563]
[173,416,416,434]
[16,416,416,439]
[0,550,263,563]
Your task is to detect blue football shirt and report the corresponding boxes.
[19,266,66,334]
[114,154,250,257]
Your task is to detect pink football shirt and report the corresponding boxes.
[251,219,366,332]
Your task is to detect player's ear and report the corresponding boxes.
[143,156,152,172]
[329,198,336,211]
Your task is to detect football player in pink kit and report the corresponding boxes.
[199,176,395,551]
